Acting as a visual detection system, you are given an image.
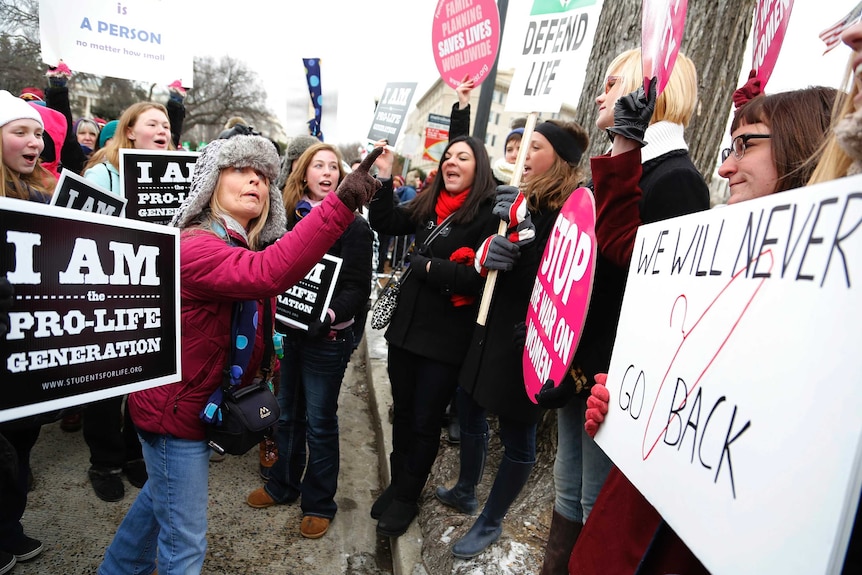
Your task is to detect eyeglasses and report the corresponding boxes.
[721,134,771,162]
[604,75,624,94]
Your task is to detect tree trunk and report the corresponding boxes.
[573,0,757,186]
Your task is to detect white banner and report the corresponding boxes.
[502,0,604,113]
[39,0,193,86]
[597,174,862,574]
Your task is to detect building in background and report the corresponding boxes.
[399,69,578,173]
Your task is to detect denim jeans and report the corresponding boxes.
[553,395,612,523]
[265,330,353,518]
[458,387,537,464]
[99,430,210,575]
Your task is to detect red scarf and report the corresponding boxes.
[435,188,470,224]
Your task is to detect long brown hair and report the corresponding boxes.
[84,102,173,171]
[522,120,589,212]
[282,142,346,223]
[405,136,496,225]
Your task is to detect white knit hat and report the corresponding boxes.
[0,90,44,129]
[170,135,286,244]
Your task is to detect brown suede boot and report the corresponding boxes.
[540,510,583,575]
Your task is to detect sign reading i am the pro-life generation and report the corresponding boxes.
[595,175,862,575]
[50,168,127,217]
[1,197,181,424]
[522,187,596,401]
[275,254,342,330]
[120,149,199,226]
[367,82,418,146]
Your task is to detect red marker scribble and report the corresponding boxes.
[641,250,774,460]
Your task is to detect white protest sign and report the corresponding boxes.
[1,197,181,424]
[38,0,193,86]
[596,175,862,574]
[502,0,605,113]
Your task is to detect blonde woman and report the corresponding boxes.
[535,49,710,574]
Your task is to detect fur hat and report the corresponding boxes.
[0,90,43,129]
[275,134,319,190]
[170,135,286,244]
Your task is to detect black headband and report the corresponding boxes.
[535,122,583,165]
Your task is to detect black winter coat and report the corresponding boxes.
[368,178,498,365]
[459,205,560,424]
[575,149,709,382]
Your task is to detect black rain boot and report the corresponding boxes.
[451,455,534,559]
[435,429,487,515]
[376,470,427,538]
[371,451,403,520]
[539,510,583,575]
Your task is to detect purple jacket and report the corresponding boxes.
[129,193,355,440]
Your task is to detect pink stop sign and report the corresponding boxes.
[432,0,501,89]
[523,187,597,403]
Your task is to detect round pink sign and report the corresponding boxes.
[522,187,597,403]
[432,0,501,90]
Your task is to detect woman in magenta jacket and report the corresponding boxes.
[98,136,381,575]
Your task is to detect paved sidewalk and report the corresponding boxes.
[13,341,392,575]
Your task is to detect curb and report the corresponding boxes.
[362,316,426,575]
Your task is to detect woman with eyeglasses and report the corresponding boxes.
[567,84,840,575]
[534,48,710,575]
[719,86,839,204]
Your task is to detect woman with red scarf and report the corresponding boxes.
[367,136,500,537]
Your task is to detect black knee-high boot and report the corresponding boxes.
[435,428,487,515]
[451,455,534,559]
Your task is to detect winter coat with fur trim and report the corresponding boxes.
[128,192,356,440]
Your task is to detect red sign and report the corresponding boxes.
[641,0,688,96]
[423,127,450,162]
[752,0,794,88]
[523,187,596,402]
[432,0,501,89]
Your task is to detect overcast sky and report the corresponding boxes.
[196,0,854,146]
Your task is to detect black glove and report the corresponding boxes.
[306,312,333,339]
[476,235,520,271]
[336,147,384,211]
[606,77,657,147]
[0,278,13,337]
[534,377,576,409]
[492,185,521,222]
[407,253,430,277]
[513,321,527,350]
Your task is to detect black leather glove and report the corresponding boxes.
[306,312,333,339]
[336,147,384,211]
[513,321,527,350]
[0,278,13,337]
[476,235,520,271]
[606,77,657,147]
[534,377,576,409]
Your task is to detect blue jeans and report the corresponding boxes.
[553,395,612,523]
[265,330,353,518]
[99,431,210,575]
